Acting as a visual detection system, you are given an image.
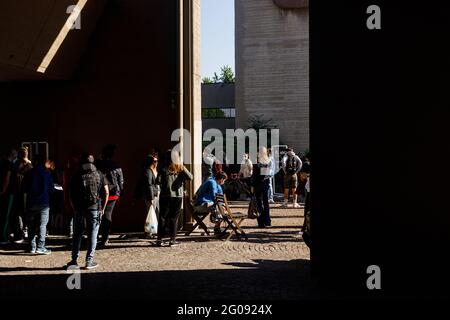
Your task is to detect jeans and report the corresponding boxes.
[268,178,274,201]
[10,193,26,240]
[100,200,117,243]
[255,180,271,227]
[72,209,100,262]
[26,205,50,251]
[157,197,182,241]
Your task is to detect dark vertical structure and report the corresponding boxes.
[311,1,450,297]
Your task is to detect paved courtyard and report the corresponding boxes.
[0,204,327,300]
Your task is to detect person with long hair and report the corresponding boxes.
[134,154,160,238]
[156,149,193,246]
[251,146,273,228]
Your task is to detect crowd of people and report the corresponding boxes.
[0,144,310,269]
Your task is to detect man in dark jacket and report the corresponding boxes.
[95,144,124,246]
[66,154,109,270]
[22,155,54,254]
[0,149,16,245]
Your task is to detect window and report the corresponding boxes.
[202,107,236,119]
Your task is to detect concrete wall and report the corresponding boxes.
[202,83,235,109]
[235,0,309,154]
[201,83,235,134]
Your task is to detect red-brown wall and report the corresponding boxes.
[0,0,179,231]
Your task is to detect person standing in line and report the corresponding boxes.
[239,153,253,199]
[267,148,276,204]
[251,147,273,228]
[95,144,124,247]
[156,150,193,247]
[0,149,16,245]
[7,148,19,243]
[63,156,80,238]
[11,147,33,241]
[45,158,64,235]
[281,148,302,208]
[66,154,109,270]
[300,162,311,235]
[22,155,54,254]
[134,154,160,238]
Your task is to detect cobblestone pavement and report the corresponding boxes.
[0,204,328,300]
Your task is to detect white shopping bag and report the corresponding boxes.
[144,204,158,235]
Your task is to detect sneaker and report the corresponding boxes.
[14,239,24,244]
[64,260,79,270]
[268,199,275,204]
[210,212,222,223]
[293,203,301,208]
[169,240,181,247]
[85,261,98,270]
[29,248,36,254]
[280,203,289,208]
[98,240,109,248]
[35,248,52,255]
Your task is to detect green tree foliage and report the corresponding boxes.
[219,65,235,83]
[203,65,235,84]
[202,77,214,84]
[247,114,277,129]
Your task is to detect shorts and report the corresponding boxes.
[284,173,298,189]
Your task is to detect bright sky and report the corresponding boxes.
[201,0,235,79]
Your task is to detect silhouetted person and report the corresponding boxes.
[251,147,273,228]
[156,150,193,247]
[0,149,17,244]
[134,154,160,237]
[11,147,32,241]
[66,154,109,270]
[23,155,54,254]
[281,148,302,208]
[95,144,124,246]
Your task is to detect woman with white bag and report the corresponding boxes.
[135,154,159,238]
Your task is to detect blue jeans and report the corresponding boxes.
[268,178,274,201]
[255,180,271,226]
[72,209,100,262]
[26,205,50,251]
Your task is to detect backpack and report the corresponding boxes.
[107,168,123,196]
[79,170,102,207]
[286,156,297,174]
